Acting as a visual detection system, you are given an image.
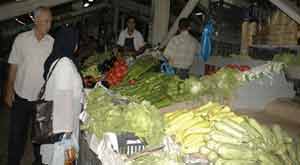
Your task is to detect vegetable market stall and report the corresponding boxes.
[77,54,299,165]
[79,95,300,165]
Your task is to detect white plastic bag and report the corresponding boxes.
[96,133,125,165]
[49,142,65,165]
[46,135,79,165]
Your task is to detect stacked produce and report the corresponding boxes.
[273,53,300,67]
[104,57,128,87]
[82,87,164,145]
[188,67,241,102]
[81,64,100,77]
[115,68,242,109]
[126,151,184,165]
[164,102,300,164]
[81,51,113,77]
[226,64,251,72]
[80,51,113,87]
[123,56,159,83]
[167,68,242,104]
[81,51,112,70]
[114,72,174,108]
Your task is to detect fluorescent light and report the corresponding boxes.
[195,12,203,16]
[83,2,90,8]
[88,0,94,2]
[15,18,26,25]
[29,14,35,22]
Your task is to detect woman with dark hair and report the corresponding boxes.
[40,26,84,165]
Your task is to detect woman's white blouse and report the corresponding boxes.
[41,57,84,164]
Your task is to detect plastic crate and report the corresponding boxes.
[117,133,146,156]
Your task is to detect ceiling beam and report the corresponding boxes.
[0,0,74,21]
[269,0,300,24]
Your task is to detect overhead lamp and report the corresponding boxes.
[195,12,203,16]
[29,14,35,22]
[15,18,26,25]
[83,2,90,8]
[88,0,94,2]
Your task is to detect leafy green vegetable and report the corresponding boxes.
[82,87,165,145]
[127,151,184,165]
[273,53,300,66]
[124,56,159,81]
[81,64,99,77]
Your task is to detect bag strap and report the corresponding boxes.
[38,58,63,99]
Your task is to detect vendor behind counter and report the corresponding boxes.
[116,16,145,57]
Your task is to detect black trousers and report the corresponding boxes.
[8,95,41,165]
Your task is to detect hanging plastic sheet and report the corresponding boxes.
[198,20,214,62]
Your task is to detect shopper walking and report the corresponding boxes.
[4,6,54,165]
[40,26,84,165]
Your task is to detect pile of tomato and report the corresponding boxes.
[105,57,128,86]
[226,64,251,72]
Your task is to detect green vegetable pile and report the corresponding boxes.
[81,51,112,69]
[127,151,184,165]
[164,102,300,164]
[81,64,99,77]
[124,56,159,82]
[115,68,242,109]
[273,53,300,66]
[80,51,112,77]
[167,68,242,104]
[115,72,174,108]
[82,87,165,145]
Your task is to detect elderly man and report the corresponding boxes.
[4,6,54,165]
[117,16,145,56]
[164,18,199,79]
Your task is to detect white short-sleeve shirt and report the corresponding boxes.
[117,28,145,51]
[8,30,54,101]
[164,31,200,69]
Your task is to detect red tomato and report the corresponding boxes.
[114,67,122,74]
[239,65,251,72]
[119,66,127,72]
[226,64,235,69]
[114,60,122,67]
[106,79,113,85]
[129,79,136,85]
[115,72,122,79]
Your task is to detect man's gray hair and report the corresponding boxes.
[33,6,51,19]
